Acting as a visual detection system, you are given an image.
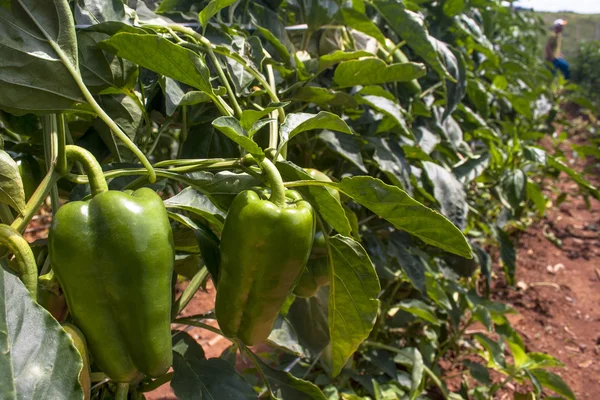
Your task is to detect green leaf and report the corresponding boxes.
[501,169,527,210]
[318,50,374,71]
[181,123,240,160]
[240,102,289,131]
[548,156,600,200]
[529,369,575,400]
[292,87,358,109]
[189,171,261,211]
[340,7,385,44]
[526,353,564,369]
[171,331,257,399]
[338,176,472,258]
[100,33,214,95]
[161,78,213,117]
[463,360,491,385]
[329,235,380,377]
[318,130,367,173]
[334,58,426,88]
[360,96,411,137]
[279,112,352,150]
[473,333,505,369]
[422,162,467,230]
[0,267,84,400]
[443,0,464,17]
[497,229,516,285]
[395,299,440,326]
[0,150,26,215]
[245,349,327,399]
[368,137,412,192]
[392,347,424,399]
[372,0,451,79]
[453,154,490,184]
[198,0,237,32]
[212,117,264,157]
[164,187,225,232]
[387,233,426,293]
[442,45,466,120]
[268,292,330,358]
[0,0,90,114]
[277,161,351,237]
[77,30,137,93]
[74,0,126,24]
[168,213,220,283]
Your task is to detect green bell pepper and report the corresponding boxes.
[49,146,174,383]
[216,158,316,345]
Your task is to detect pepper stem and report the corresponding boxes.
[64,146,109,197]
[258,158,286,207]
[0,224,38,299]
[115,383,129,400]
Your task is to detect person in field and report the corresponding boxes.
[546,19,571,79]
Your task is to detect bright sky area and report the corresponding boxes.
[514,0,600,13]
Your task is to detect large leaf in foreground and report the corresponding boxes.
[338,176,472,258]
[0,267,84,400]
[329,235,380,377]
[0,0,88,114]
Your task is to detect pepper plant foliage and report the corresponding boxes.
[0,0,595,399]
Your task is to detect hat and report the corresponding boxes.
[553,19,568,27]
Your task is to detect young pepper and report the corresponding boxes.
[49,146,174,383]
[215,158,316,345]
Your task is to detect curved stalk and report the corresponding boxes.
[11,166,62,233]
[115,383,129,400]
[0,224,38,299]
[258,158,285,207]
[65,146,108,197]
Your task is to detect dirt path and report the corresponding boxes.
[492,131,600,398]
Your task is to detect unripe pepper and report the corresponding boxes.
[216,158,316,345]
[49,146,174,383]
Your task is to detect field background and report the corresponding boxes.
[535,11,600,60]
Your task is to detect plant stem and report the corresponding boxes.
[258,158,285,207]
[11,166,62,233]
[241,345,274,396]
[173,318,224,336]
[138,372,174,392]
[166,25,285,122]
[56,114,67,174]
[43,115,61,215]
[115,383,129,400]
[0,224,38,299]
[177,106,188,159]
[65,146,108,197]
[206,45,243,118]
[171,267,208,319]
[266,61,280,150]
